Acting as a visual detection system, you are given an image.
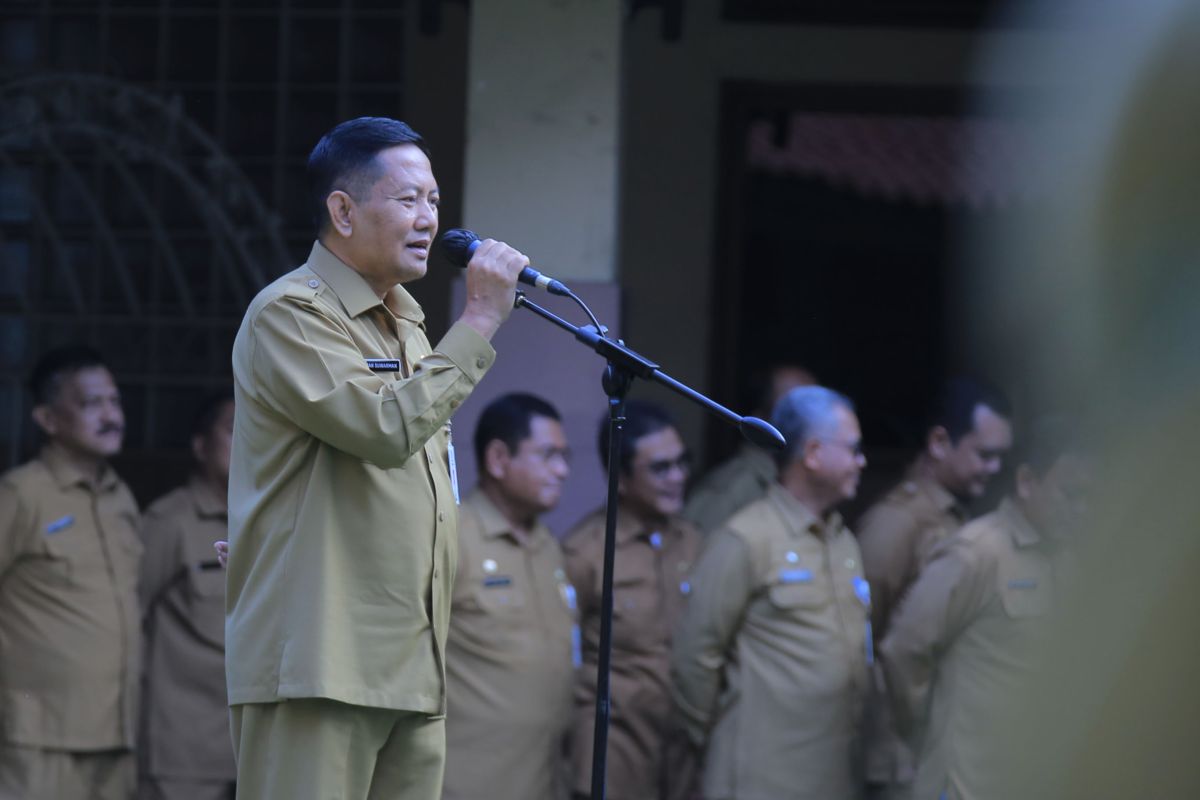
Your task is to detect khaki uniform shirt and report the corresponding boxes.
[683,446,776,534]
[562,505,702,800]
[856,473,966,783]
[880,499,1060,800]
[443,489,576,800]
[226,241,494,714]
[0,444,142,750]
[671,484,871,800]
[139,479,234,780]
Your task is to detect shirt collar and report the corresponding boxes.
[306,240,426,327]
[614,502,683,545]
[998,497,1044,548]
[469,489,551,550]
[39,442,119,493]
[907,468,968,521]
[187,477,228,518]
[767,482,843,540]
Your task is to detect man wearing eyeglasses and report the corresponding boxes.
[671,385,871,799]
[562,400,702,800]
[443,393,577,800]
[856,378,1012,800]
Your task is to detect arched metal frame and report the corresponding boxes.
[0,74,291,466]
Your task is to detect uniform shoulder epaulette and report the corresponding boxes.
[279,273,324,302]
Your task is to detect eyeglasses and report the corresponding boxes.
[640,452,692,477]
[819,438,865,457]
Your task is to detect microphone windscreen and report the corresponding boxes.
[439,228,480,268]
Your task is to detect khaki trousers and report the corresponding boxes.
[0,744,134,800]
[231,699,445,800]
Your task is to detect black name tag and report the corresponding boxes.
[483,575,513,588]
[366,359,401,372]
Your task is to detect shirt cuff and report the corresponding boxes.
[436,321,497,384]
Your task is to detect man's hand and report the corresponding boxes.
[214,540,229,569]
[457,238,528,341]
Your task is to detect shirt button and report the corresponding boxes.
[438,512,445,522]
[475,357,487,369]
[307,278,319,288]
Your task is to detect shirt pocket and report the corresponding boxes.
[39,514,107,587]
[999,578,1052,618]
[612,575,659,650]
[37,527,81,586]
[186,560,227,599]
[473,575,526,614]
[185,564,228,647]
[999,557,1053,619]
[766,566,828,613]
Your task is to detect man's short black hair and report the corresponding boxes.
[597,399,677,475]
[926,377,1013,444]
[473,393,561,467]
[189,389,234,442]
[1012,415,1083,480]
[28,345,109,406]
[307,116,430,235]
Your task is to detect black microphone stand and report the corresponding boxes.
[511,291,784,800]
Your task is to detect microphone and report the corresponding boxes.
[439,229,572,297]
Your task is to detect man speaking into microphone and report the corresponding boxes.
[225,117,528,800]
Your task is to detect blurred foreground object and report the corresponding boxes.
[972,0,1200,796]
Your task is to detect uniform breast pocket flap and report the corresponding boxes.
[187,561,227,598]
[1000,577,1052,618]
[476,576,525,612]
[767,567,826,610]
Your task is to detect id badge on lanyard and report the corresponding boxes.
[446,421,461,505]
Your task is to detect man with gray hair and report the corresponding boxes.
[671,386,872,799]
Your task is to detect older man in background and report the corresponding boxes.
[0,346,141,800]
[672,385,871,799]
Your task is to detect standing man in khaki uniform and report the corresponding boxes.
[0,346,141,800]
[672,385,872,800]
[856,378,1012,800]
[138,391,236,800]
[684,364,814,533]
[443,393,576,800]
[880,420,1089,800]
[563,400,702,800]
[225,117,528,800]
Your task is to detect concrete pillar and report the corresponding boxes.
[463,0,621,282]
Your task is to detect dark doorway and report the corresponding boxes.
[709,82,1001,514]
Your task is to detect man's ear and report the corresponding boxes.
[927,426,952,460]
[801,438,822,471]
[484,439,510,481]
[31,405,55,438]
[1014,463,1037,501]
[325,191,355,238]
[191,433,206,465]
